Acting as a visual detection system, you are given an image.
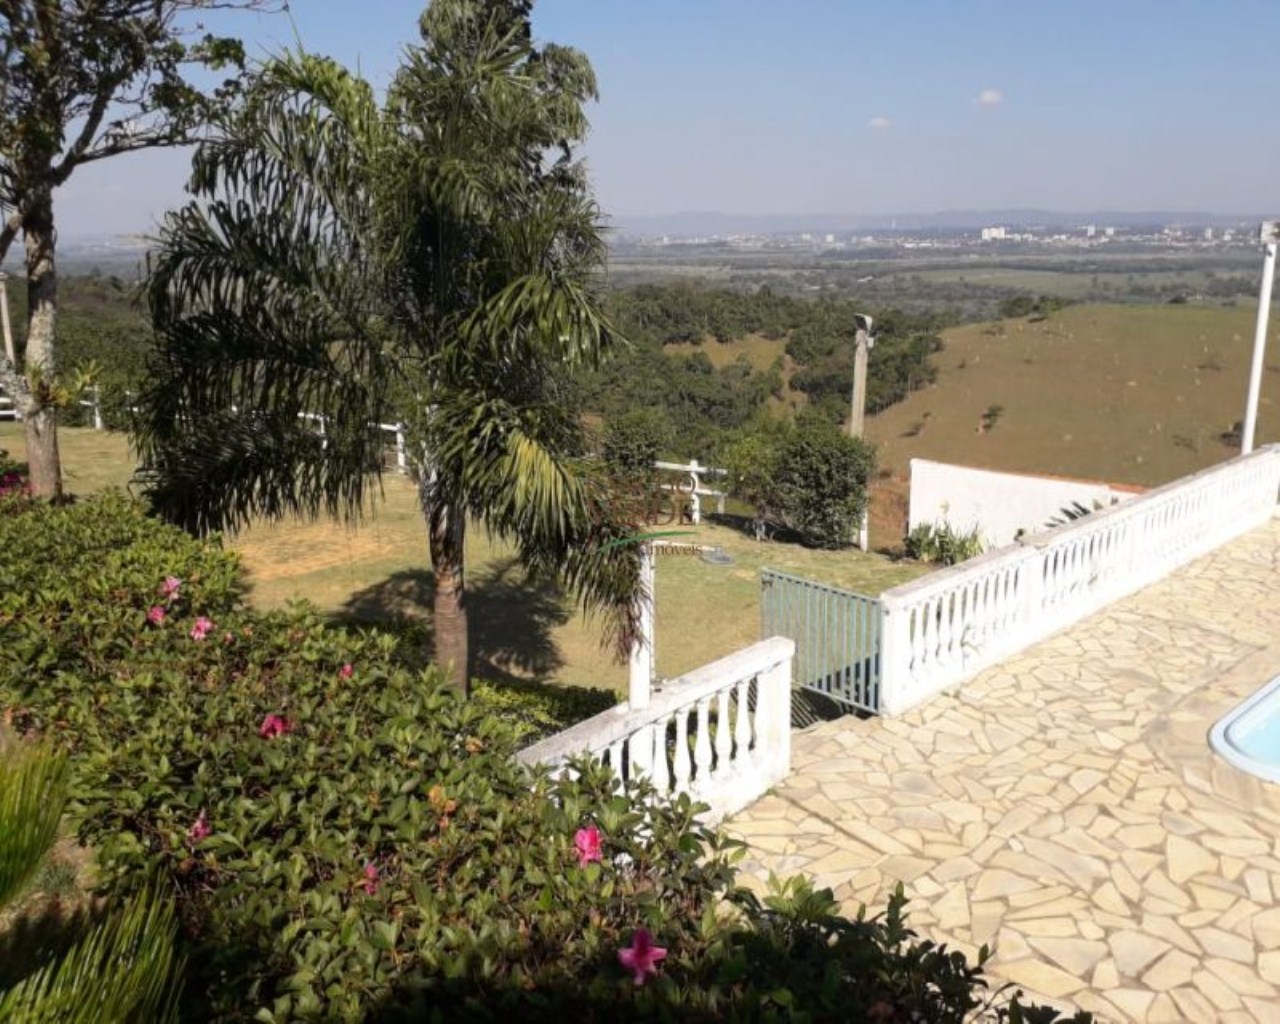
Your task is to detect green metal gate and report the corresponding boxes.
[761,568,882,713]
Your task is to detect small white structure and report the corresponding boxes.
[908,458,1143,548]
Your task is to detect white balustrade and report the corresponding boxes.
[517,637,794,822]
[879,446,1280,716]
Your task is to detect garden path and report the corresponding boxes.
[727,517,1280,1022]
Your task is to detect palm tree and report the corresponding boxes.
[133,0,643,695]
[0,742,182,1019]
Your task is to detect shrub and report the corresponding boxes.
[600,408,674,479]
[723,421,875,548]
[0,494,1088,1022]
[905,522,986,565]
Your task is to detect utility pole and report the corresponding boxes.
[848,315,872,441]
[1242,221,1279,455]
[849,314,874,551]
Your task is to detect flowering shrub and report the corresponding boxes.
[0,493,1091,1022]
[0,449,33,514]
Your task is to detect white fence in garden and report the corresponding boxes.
[654,458,727,524]
[518,637,794,822]
[877,444,1280,715]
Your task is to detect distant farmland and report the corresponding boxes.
[866,303,1280,489]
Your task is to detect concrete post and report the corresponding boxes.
[1242,224,1278,455]
[849,327,869,440]
[628,542,655,710]
[850,322,872,552]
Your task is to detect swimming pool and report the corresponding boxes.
[1209,674,1280,782]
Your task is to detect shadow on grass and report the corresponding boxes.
[0,895,109,993]
[335,556,570,683]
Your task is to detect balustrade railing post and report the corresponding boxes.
[756,651,793,780]
[877,601,907,716]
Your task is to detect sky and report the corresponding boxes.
[56,0,1280,237]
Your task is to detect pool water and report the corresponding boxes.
[1210,674,1280,782]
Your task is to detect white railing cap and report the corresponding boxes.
[1016,444,1280,550]
[880,541,1030,606]
[881,446,1280,607]
[654,460,728,477]
[517,636,794,767]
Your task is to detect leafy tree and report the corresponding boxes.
[723,420,874,548]
[134,0,643,695]
[601,408,673,479]
[0,0,279,498]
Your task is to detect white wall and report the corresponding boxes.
[908,459,1142,548]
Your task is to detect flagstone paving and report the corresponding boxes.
[726,518,1280,1022]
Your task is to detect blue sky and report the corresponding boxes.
[59,0,1280,236]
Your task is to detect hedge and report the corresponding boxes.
[0,489,1090,1022]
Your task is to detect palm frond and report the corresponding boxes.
[0,886,182,1023]
[0,745,67,909]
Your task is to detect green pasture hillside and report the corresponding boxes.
[866,303,1280,488]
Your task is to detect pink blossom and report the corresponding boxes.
[574,825,602,866]
[190,616,214,641]
[187,810,211,845]
[362,862,379,895]
[147,605,167,626]
[258,713,293,739]
[159,576,182,601]
[618,928,667,986]
[339,663,354,680]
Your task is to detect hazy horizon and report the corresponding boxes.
[47,0,1280,238]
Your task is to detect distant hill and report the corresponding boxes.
[866,303,1280,490]
[608,209,1264,237]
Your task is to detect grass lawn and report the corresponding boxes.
[2,422,924,693]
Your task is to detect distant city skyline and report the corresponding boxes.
[52,0,1280,238]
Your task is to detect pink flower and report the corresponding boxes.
[190,616,214,641]
[362,862,379,895]
[339,663,354,680]
[258,713,293,739]
[187,810,211,845]
[147,605,167,626]
[159,576,182,601]
[618,928,667,986]
[574,825,602,866]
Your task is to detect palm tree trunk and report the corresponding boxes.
[21,192,62,500]
[427,497,470,697]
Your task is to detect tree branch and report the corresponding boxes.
[52,81,119,186]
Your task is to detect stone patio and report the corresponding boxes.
[726,517,1280,1022]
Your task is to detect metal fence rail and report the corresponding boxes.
[761,568,882,713]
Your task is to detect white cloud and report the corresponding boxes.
[977,88,1004,108]
[868,116,891,131]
